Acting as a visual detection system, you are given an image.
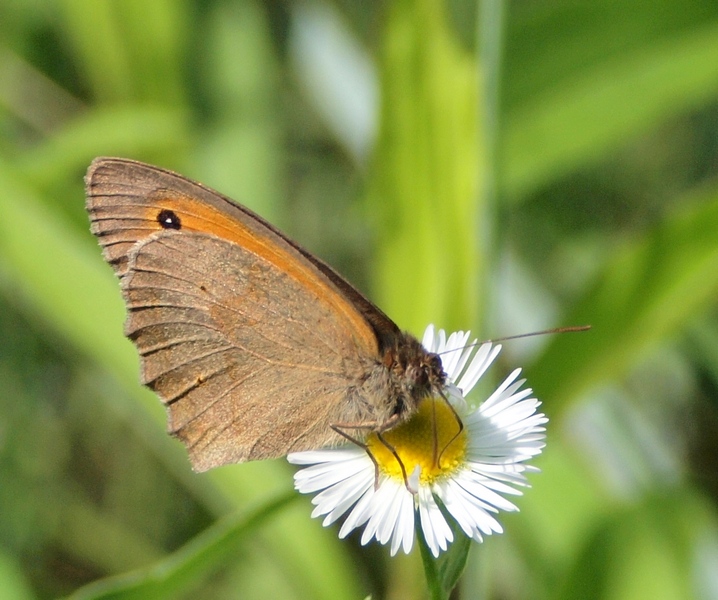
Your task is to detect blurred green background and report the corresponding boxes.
[2,0,718,598]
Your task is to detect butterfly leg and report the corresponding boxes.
[375,431,414,491]
[435,390,464,469]
[331,416,414,492]
[330,424,382,489]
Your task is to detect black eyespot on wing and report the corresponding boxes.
[157,209,181,230]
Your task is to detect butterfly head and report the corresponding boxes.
[382,333,447,421]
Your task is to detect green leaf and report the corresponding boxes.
[503,20,718,197]
[555,491,714,600]
[0,552,35,600]
[531,184,718,413]
[56,0,187,103]
[16,105,191,191]
[66,492,296,600]
[0,161,137,384]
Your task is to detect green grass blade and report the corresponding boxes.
[531,184,718,412]
[66,492,296,600]
[503,21,718,197]
[368,0,483,334]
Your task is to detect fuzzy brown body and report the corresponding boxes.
[340,331,446,434]
[86,158,445,472]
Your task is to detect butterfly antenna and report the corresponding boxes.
[432,326,590,463]
[437,324,591,356]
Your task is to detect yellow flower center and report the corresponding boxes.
[366,398,467,487]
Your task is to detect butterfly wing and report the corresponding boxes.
[86,158,392,471]
[86,157,400,342]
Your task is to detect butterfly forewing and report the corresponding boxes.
[85,158,388,471]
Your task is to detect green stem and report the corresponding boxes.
[416,518,446,600]
[415,502,474,599]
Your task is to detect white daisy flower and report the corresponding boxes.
[288,325,547,557]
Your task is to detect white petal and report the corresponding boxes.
[418,486,452,557]
[456,344,502,394]
[338,480,383,538]
[422,324,436,350]
[293,452,372,494]
[439,478,504,536]
[441,331,471,378]
[360,480,407,546]
[451,471,520,512]
[479,369,524,412]
[376,485,408,545]
[288,447,364,464]
[437,329,447,353]
[450,341,479,385]
[407,464,421,495]
[390,491,416,555]
[317,471,375,525]
[433,480,475,537]
[463,463,532,488]
[461,467,527,496]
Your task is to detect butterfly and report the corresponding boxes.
[86,158,446,472]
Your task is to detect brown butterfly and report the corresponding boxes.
[85,158,446,472]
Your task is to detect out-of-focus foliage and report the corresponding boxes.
[1,1,717,598]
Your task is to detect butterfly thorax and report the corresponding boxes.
[384,331,446,417]
[342,331,446,432]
